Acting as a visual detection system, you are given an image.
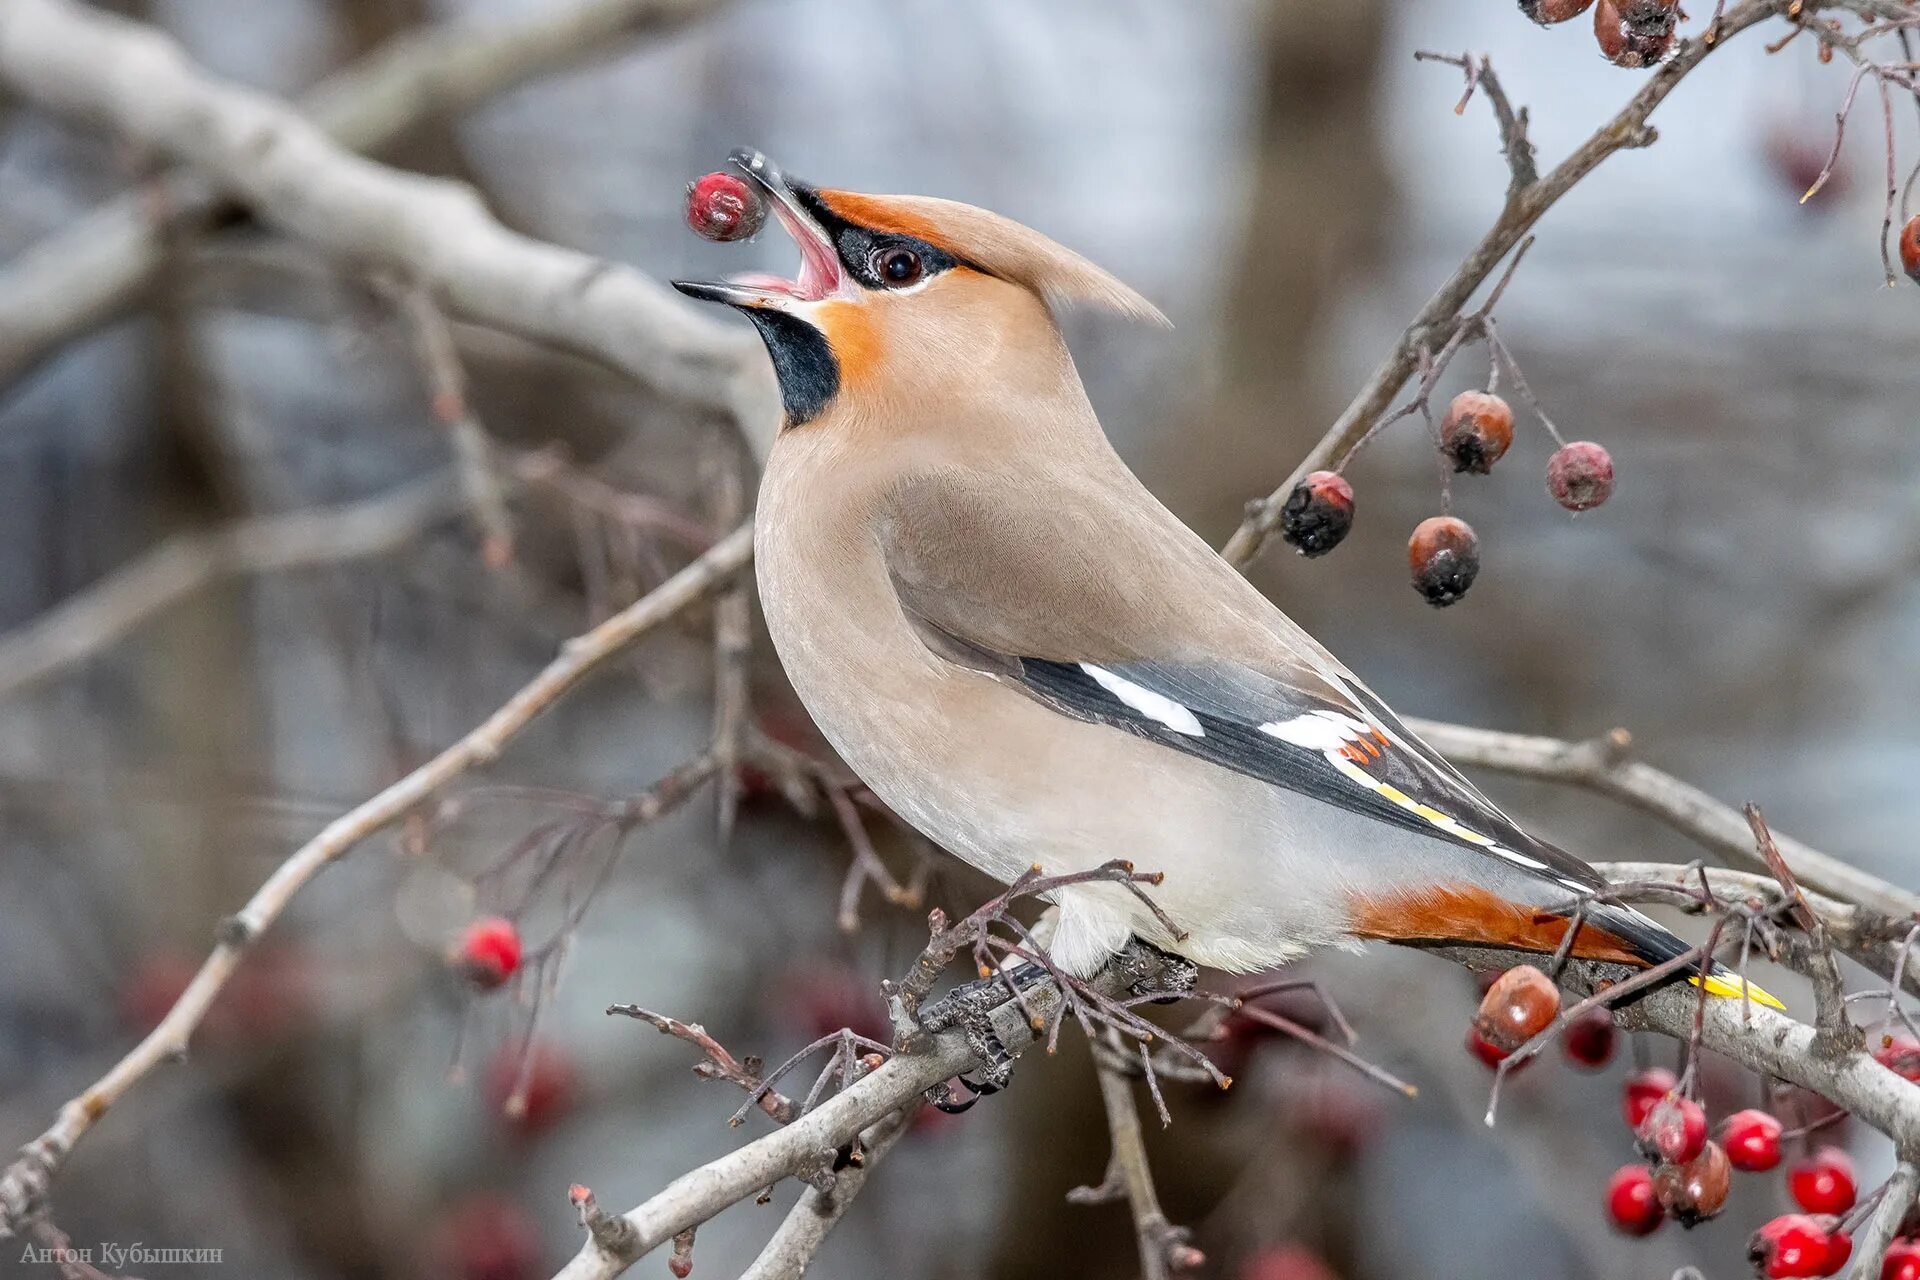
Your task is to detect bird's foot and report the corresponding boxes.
[915,960,1049,1105]
[1106,936,1199,1004]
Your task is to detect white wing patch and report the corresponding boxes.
[1259,710,1555,875]
[1079,663,1205,737]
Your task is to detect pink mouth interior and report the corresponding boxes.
[728,200,842,301]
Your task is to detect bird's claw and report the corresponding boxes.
[1109,936,1198,1004]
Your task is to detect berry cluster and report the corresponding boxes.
[1520,0,1680,69]
[1281,389,1614,608]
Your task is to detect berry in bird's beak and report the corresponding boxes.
[673,149,849,309]
[686,171,766,242]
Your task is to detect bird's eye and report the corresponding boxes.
[871,247,924,287]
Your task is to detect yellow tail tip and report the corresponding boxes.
[1690,973,1786,1010]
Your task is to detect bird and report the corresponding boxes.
[674,148,1778,1013]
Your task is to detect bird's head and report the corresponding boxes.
[674,149,1166,431]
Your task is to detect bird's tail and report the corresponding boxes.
[1586,901,1785,1010]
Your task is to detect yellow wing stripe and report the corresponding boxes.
[1333,757,1499,846]
[1692,973,1786,1010]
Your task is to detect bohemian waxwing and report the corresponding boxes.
[675,149,1777,1008]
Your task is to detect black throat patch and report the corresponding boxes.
[743,308,839,428]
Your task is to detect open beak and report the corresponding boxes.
[673,148,848,310]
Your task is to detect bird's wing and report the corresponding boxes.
[880,467,1606,897]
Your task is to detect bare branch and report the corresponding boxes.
[0,0,728,389]
[1408,718,1920,919]
[1069,1055,1203,1280]
[1223,0,1835,566]
[0,477,459,702]
[0,0,778,448]
[0,523,753,1239]
[735,1109,913,1280]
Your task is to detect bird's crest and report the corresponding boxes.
[811,189,1169,327]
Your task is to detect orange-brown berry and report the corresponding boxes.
[1441,391,1516,475]
[1547,441,1614,511]
[1594,0,1678,67]
[1900,215,1920,284]
[1653,1140,1731,1227]
[1408,516,1480,607]
[1520,0,1595,23]
[1474,964,1560,1051]
[1279,470,1356,558]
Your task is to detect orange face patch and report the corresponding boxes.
[812,300,884,389]
[815,190,961,259]
[1349,884,1642,966]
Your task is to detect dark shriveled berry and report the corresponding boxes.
[1408,516,1480,607]
[686,171,766,242]
[1547,441,1614,511]
[1594,0,1679,68]
[1652,1140,1731,1227]
[1279,471,1356,558]
[1441,391,1515,475]
[1520,0,1595,23]
[1900,215,1920,285]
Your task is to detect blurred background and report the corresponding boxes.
[0,1,1914,1277]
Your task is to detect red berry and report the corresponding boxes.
[1900,215,1920,285]
[1752,1215,1840,1279]
[1653,1140,1731,1227]
[484,1041,580,1138]
[1882,1238,1920,1280]
[1408,516,1480,607]
[1547,441,1614,511]
[1593,0,1678,67]
[685,171,766,243]
[1722,1108,1784,1172]
[1474,964,1560,1051]
[1562,1006,1617,1069]
[1465,1023,1510,1068]
[432,1191,541,1280]
[1623,1068,1678,1129]
[1823,1223,1853,1276]
[1605,1164,1663,1237]
[1240,1244,1337,1280]
[1789,1147,1858,1216]
[457,916,522,990]
[1636,1091,1708,1164]
[1441,391,1516,475]
[1279,470,1356,558]
[1876,1034,1920,1082]
[1520,0,1595,22]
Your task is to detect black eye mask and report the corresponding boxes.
[789,186,963,290]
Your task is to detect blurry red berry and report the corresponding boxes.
[1882,1238,1920,1280]
[1593,0,1678,67]
[1408,516,1480,607]
[484,1041,580,1138]
[1474,963,1560,1051]
[1875,1034,1920,1082]
[1822,1223,1853,1276]
[1240,1244,1337,1280]
[1653,1139,1730,1226]
[1562,1006,1617,1069]
[1789,1147,1858,1216]
[432,1191,541,1280]
[1722,1108,1785,1172]
[1279,470,1356,558]
[1623,1067,1678,1128]
[1441,391,1516,475]
[457,916,522,990]
[779,964,890,1044]
[1547,441,1614,511]
[1465,1023,1512,1068]
[1636,1091,1708,1164]
[1520,0,1595,23]
[1900,216,1920,284]
[1752,1215,1841,1279]
[1606,1163,1663,1236]
[685,171,765,242]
